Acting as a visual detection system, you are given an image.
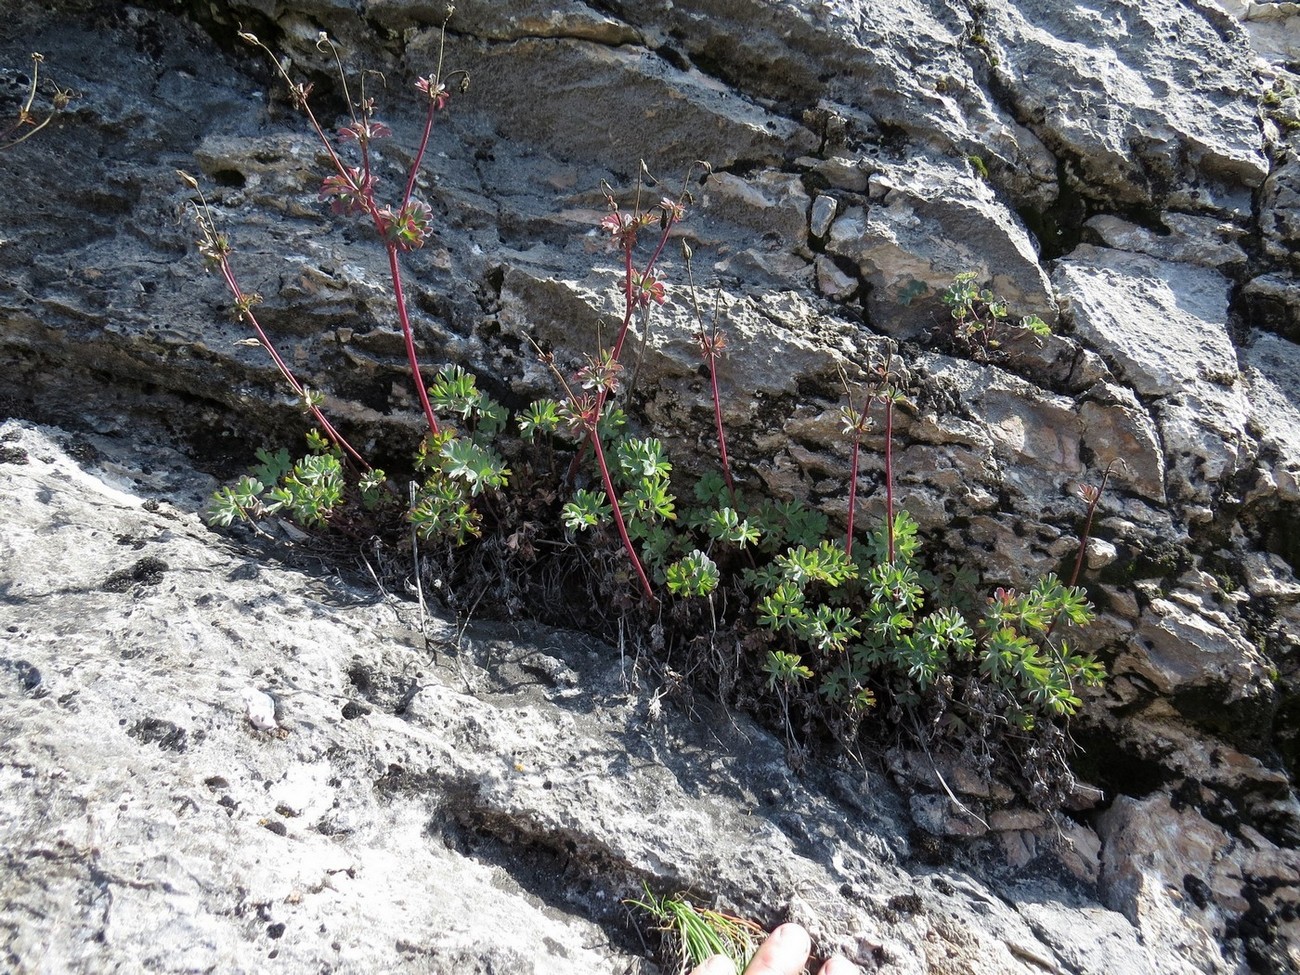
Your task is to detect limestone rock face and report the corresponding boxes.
[2,0,1300,970]
[0,419,1223,974]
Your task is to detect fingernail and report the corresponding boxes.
[824,956,862,975]
[695,956,733,975]
[771,923,810,949]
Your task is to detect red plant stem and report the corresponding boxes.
[298,103,352,189]
[402,96,438,210]
[610,215,678,365]
[581,215,681,483]
[643,223,674,281]
[216,258,369,468]
[579,217,670,484]
[359,137,374,204]
[1069,463,1114,587]
[883,391,896,565]
[296,86,440,437]
[383,243,441,436]
[707,351,736,503]
[588,426,656,603]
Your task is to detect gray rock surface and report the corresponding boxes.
[0,419,1224,974]
[2,0,1300,971]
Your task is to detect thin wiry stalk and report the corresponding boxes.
[383,243,441,435]
[883,387,896,564]
[607,189,681,365]
[181,175,370,468]
[219,263,366,466]
[1043,461,1115,640]
[1,53,72,149]
[402,92,439,209]
[239,28,444,437]
[685,248,735,503]
[1069,461,1114,588]
[589,428,656,603]
[707,344,734,498]
[222,276,368,466]
[533,339,655,604]
[401,15,457,208]
[845,433,863,559]
[841,375,873,559]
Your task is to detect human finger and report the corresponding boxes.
[820,955,862,975]
[690,955,736,975]
[743,923,812,975]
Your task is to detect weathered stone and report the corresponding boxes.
[826,158,1053,339]
[390,0,642,45]
[888,748,1000,800]
[1085,537,1118,570]
[984,0,1268,207]
[1258,153,1300,265]
[426,33,818,179]
[1242,330,1300,491]
[810,194,838,240]
[1097,792,1300,975]
[815,255,858,300]
[1055,246,1255,505]
[1077,385,1166,502]
[1241,273,1300,343]
[705,172,811,248]
[1083,213,1249,269]
[1121,595,1272,700]
[1220,0,1300,66]
[3,0,1300,969]
[1052,818,1103,886]
[798,155,872,194]
[908,795,988,839]
[988,809,1049,832]
[1056,247,1239,398]
[0,419,1231,975]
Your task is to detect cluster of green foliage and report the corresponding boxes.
[409,366,511,544]
[209,431,385,530]
[205,210,1106,785]
[212,364,1103,749]
[941,270,1051,357]
[514,399,1104,736]
[1262,77,1300,131]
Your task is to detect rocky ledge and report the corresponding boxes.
[2,0,1300,972]
[3,416,1286,975]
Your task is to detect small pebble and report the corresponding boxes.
[243,689,279,731]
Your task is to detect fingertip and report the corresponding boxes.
[769,922,812,955]
[744,922,812,975]
[691,954,735,975]
[821,955,862,975]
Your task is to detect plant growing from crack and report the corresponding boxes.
[745,355,1107,738]
[234,23,465,438]
[518,204,1109,757]
[528,180,691,603]
[684,243,738,505]
[627,885,763,975]
[500,181,1111,760]
[940,270,1050,359]
[190,13,517,539]
[181,174,385,531]
[1,52,74,151]
[187,42,1112,801]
